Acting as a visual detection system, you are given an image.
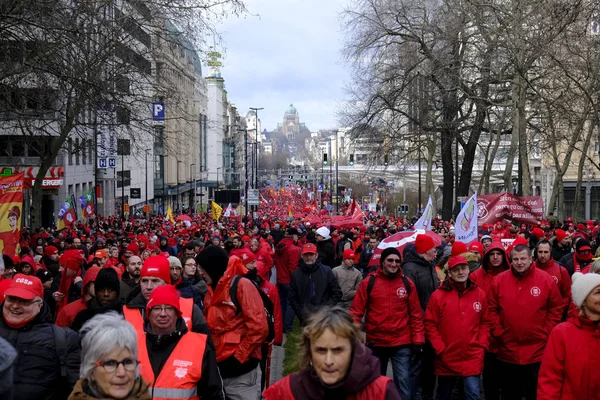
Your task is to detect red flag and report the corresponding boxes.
[346,198,356,217]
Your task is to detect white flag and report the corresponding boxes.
[455,192,478,243]
[413,196,433,230]
[224,203,232,217]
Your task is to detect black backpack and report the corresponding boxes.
[366,274,411,298]
[230,275,276,343]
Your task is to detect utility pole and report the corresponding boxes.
[249,107,263,213]
[335,131,339,214]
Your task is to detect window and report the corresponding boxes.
[68,138,73,165]
[75,138,80,165]
[117,139,130,155]
[116,107,130,125]
[117,170,131,188]
[82,139,86,164]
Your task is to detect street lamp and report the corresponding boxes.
[145,148,151,214]
[177,160,183,212]
[189,163,195,212]
[249,107,263,192]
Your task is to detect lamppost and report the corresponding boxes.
[189,163,195,212]
[249,107,263,191]
[176,160,182,212]
[145,149,151,211]
[217,167,222,189]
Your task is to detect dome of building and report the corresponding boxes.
[285,103,297,115]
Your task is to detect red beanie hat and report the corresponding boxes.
[146,285,181,316]
[577,223,586,231]
[44,245,59,257]
[468,241,484,258]
[126,242,139,255]
[415,234,435,254]
[451,241,468,257]
[532,228,544,239]
[59,249,85,271]
[140,255,171,284]
[555,229,568,242]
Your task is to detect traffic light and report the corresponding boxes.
[349,154,354,166]
[323,153,328,165]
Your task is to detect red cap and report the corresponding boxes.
[343,248,355,260]
[59,249,85,271]
[451,241,468,257]
[140,255,171,284]
[146,285,181,316]
[5,274,44,300]
[468,241,484,258]
[94,249,107,259]
[302,243,318,255]
[415,234,435,254]
[448,256,469,270]
[44,246,58,257]
[577,223,586,231]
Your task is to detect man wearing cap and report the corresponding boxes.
[488,244,563,400]
[332,248,363,308]
[137,285,224,399]
[551,229,571,262]
[0,274,81,400]
[350,247,424,399]
[41,245,59,271]
[123,255,211,339]
[289,243,342,324]
[562,238,594,276]
[273,227,302,333]
[315,226,336,268]
[424,256,490,400]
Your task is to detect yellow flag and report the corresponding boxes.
[167,204,175,225]
[212,201,223,221]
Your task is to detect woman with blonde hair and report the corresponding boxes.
[263,306,400,399]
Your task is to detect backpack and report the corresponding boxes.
[230,275,276,343]
[366,274,411,299]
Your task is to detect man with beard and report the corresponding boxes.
[533,240,572,315]
[551,229,571,262]
[120,255,142,300]
[562,239,594,276]
[289,243,342,325]
[41,245,60,272]
[351,247,424,400]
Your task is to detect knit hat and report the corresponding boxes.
[126,242,139,255]
[576,239,592,253]
[532,228,545,239]
[168,256,182,269]
[415,234,435,254]
[448,255,469,270]
[555,229,568,242]
[196,246,229,285]
[451,241,468,257]
[146,285,181,316]
[95,268,120,294]
[140,255,171,284]
[35,269,53,284]
[44,246,58,257]
[5,274,43,300]
[343,248,355,260]
[380,248,401,265]
[468,241,484,258]
[59,249,85,271]
[571,272,600,308]
[316,227,331,240]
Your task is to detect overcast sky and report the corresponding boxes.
[217,0,351,132]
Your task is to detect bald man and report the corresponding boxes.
[120,255,142,300]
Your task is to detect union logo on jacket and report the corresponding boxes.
[488,265,563,365]
[424,279,490,377]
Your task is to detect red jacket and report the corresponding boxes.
[55,298,87,327]
[259,279,283,346]
[534,260,572,313]
[488,266,563,365]
[350,269,425,347]
[205,256,268,363]
[538,316,600,400]
[425,280,490,376]
[273,237,301,285]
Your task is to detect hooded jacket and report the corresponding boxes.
[0,301,81,400]
[350,268,424,347]
[176,275,207,310]
[533,259,572,313]
[424,279,490,376]
[488,265,563,365]
[262,343,400,400]
[401,245,439,311]
[537,315,600,400]
[469,242,510,296]
[289,259,343,323]
[316,238,336,269]
[273,237,301,285]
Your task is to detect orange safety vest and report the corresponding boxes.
[137,331,207,400]
[123,297,194,332]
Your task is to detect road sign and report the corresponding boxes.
[318,184,323,192]
[248,189,259,206]
[130,188,141,199]
[108,158,116,168]
[98,158,107,169]
[152,102,165,125]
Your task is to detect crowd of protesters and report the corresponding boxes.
[0,192,599,399]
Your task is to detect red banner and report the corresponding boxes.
[0,173,25,255]
[477,192,544,226]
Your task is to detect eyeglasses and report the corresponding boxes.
[95,358,139,372]
[5,296,42,307]
[384,258,401,264]
[150,306,176,314]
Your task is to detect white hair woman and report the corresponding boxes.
[538,272,600,399]
[69,312,151,400]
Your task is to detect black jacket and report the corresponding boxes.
[119,271,138,301]
[0,302,80,400]
[552,240,571,263]
[145,318,224,400]
[176,276,207,311]
[317,238,336,269]
[358,247,375,270]
[70,297,124,333]
[289,259,342,322]
[401,246,439,312]
[125,288,214,350]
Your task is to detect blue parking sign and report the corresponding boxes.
[152,102,165,125]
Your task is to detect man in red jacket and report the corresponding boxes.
[273,227,301,333]
[488,244,563,400]
[534,240,572,316]
[425,256,490,400]
[350,247,424,400]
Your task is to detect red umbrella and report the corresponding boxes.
[368,229,444,266]
[330,217,363,229]
[303,215,323,225]
[176,215,192,222]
